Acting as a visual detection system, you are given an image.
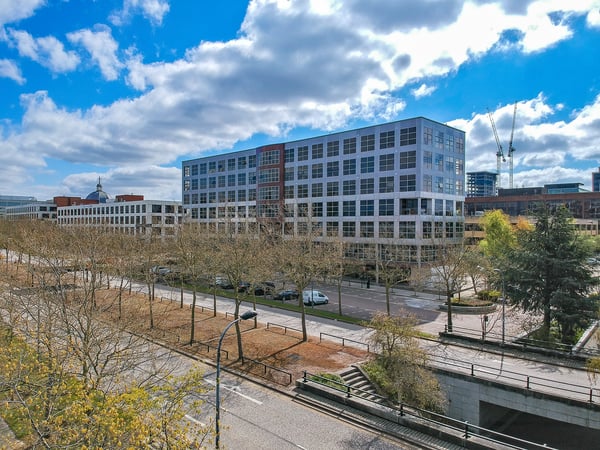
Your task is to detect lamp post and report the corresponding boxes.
[493,268,506,345]
[215,310,257,449]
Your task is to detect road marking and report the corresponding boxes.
[184,414,206,427]
[205,379,263,405]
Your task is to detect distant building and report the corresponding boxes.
[466,171,497,197]
[593,167,600,192]
[0,195,38,216]
[4,200,57,220]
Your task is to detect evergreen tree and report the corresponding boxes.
[504,204,598,343]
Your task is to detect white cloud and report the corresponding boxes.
[411,83,436,99]
[0,58,24,84]
[6,28,80,73]
[67,26,123,81]
[0,0,45,27]
[110,0,170,27]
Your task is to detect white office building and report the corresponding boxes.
[182,117,466,265]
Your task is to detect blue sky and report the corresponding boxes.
[1,0,600,201]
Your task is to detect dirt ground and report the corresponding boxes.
[95,288,371,387]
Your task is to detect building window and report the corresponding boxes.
[237,173,246,185]
[191,179,198,190]
[312,202,323,217]
[380,130,395,149]
[228,190,236,202]
[218,176,226,188]
[421,198,432,214]
[343,180,356,195]
[327,181,339,196]
[248,188,256,201]
[456,136,465,154]
[379,199,394,216]
[327,161,339,177]
[327,201,339,217]
[184,180,190,191]
[422,221,432,238]
[399,174,416,192]
[399,222,416,239]
[379,176,394,193]
[298,145,309,161]
[200,163,207,174]
[248,172,256,184]
[312,163,323,179]
[446,135,454,152]
[360,222,374,237]
[284,167,294,182]
[312,143,323,159]
[238,190,246,201]
[343,221,356,237]
[423,174,432,192]
[284,148,294,163]
[360,156,375,173]
[297,184,308,198]
[361,134,375,152]
[327,141,339,157]
[379,154,394,171]
[343,159,356,175]
[218,160,225,172]
[209,161,216,173]
[312,183,323,197]
[326,221,339,237]
[218,191,226,202]
[237,157,246,169]
[228,158,236,170]
[184,166,190,177]
[298,165,308,180]
[360,200,374,216]
[379,221,394,238]
[399,151,416,169]
[343,137,357,154]
[360,178,374,194]
[400,198,417,215]
[400,127,416,146]
[259,149,280,166]
[248,155,256,168]
[228,174,236,186]
[424,127,433,145]
[284,185,294,199]
[435,199,444,216]
[435,131,444,149]
[343,200,356,216]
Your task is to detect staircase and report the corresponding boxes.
[338,365,387,405]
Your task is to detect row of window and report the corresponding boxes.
[56,204,181,216]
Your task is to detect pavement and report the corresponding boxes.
[147,279,600,404]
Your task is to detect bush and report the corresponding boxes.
[477,289,501,302]
[309,372,345,390]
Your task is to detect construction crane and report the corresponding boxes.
[487,109,505,189]
[507,102,517,189]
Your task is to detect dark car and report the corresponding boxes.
[274,289,299,301]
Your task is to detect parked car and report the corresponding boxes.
[213,276,233,289]
[151,266,171,276]
[274,289,299,301]
[237,281,251,293]
[302,290,329,306]
[252,281,276,296]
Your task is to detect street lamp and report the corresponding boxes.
[215,310,258,449]
[493,268,506,345]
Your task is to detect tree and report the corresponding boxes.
[375,245,411,316]
[504,204,598,343]
[364,312,446,412]
[479,209,516,263]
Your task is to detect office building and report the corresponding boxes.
[467,171,498,197]
[182,117,466,265]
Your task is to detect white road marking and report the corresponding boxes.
[205,379,263,405]
[184,414,206,427]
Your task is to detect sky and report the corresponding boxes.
[1,0,600,201]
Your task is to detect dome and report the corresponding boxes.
[86,178,110,203]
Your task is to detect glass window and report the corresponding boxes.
[298,145,309,161]
[259,149,280,166]
[399,174,416,192]
[218,160,225,172]
[379,199,394,216]
[312,183,323,197]
[360,156,375,173]
[312,143,323,159]
[379,154,394,171]
[327,201,339,217]
[298,165,308,180]
[435,176,444,193]
[326,221,339,237]
[399,222,416,238]
[360,222,374,237]
[248,172,256,184]
[284,185,294,199]
[343,221,356,237]
[312,202,323,217]
[249,155,256,168]
[446,222,454,238]
[343,137,356,154]
[435,131,444,149]
[209,177,216,188]
[184,166,190,177]
[312,163,323,179]
[360,178,374,194]
[420,198,432,214]
[228,158,236,170]
[284,167,294,181]
[284,148,294,163]
[228,174,236,186]
[400,198,418,215]
[422,221,432,238]
[218,176,226,188]
[343,159,356,175]
[343,180,356,195]
[238,173,246,185]
[199,163,207,174]
[237,157,246,169]
[343,201,356,216]
[380,130,395,149]
[424,126,433,145]
[400,151,416,169]
[379,176,394,193]
[360,200,374,216]
[400,127,416,146]
[327,181,339,196]
[208,161,216,172]
[327,161,339,177]
[297,184,308,198]
[423,174,432,192]
[228,190,236,202]
[379,221,394,238]
[435,199,444,216]
[361,134,375,152]
[238,190,246,201]
[327,141,339,157]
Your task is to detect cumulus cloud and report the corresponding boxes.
[110,0,170,27]
[411,83,436,99]
[5,28,80,73]
[0,58,25,84]
[67,26,123,81]
[0,0,45,27]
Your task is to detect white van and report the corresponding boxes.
[303,290,329,306]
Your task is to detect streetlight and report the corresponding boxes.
[215,310,258,449]
[493,268,506,345]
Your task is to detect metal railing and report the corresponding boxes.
[241,356,293,385]
[319,331,370,352]
[301,370,558,450]
[266,322,303,336]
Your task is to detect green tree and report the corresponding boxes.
[504,204,598,343]
[479,209,516,263]
[364,312,446,412]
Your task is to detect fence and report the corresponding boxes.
[266,322,303,336]
[241,356,293,385]
[301,370,558,450]
[319,331,370,352]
